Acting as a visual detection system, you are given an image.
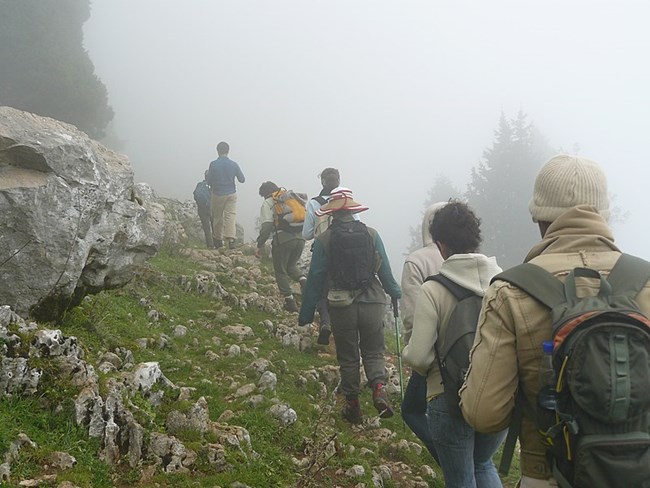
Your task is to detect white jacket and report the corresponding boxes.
[400,203,446,344]
[402,253,502,399]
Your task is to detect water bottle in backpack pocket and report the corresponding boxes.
[536,340,558,435]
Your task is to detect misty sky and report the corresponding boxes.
[83,0,650,270]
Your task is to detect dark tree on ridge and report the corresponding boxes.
[0,0,113,138]
[465,110,553,268]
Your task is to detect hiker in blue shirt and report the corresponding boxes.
[193,171,213,248]
[207,141,245,249]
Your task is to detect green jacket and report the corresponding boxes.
[299,215,401,325]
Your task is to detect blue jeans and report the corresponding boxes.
[401,372,439,463]
[428,395,507,488]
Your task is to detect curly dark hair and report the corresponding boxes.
[258,181,279,198]
[429,200,482,255]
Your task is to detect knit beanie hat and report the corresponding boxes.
[529,154,610,223]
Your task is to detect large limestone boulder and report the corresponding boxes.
[0,106,163,320]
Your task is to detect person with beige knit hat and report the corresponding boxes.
[459,154,650,488]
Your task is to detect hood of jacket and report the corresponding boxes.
[421,202,448,247]
[439,253,502,296]
[524,205,619,262]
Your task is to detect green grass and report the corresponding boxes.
[0,396,112,487]
[1,244,521,487]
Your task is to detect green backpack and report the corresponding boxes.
[426,274,483,419]
[495,253,650,488]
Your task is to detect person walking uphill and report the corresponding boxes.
[298,187,401,424]
[255,181,307,313]
[399,202,446,464]
[460,155,650,488]
[402,201,506,488]
[193,170,213,249]
[302,167,347,344]
[207,141,245,249]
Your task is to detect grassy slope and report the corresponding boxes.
[0,244,520,487]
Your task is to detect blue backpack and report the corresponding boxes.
[193,181,211,209]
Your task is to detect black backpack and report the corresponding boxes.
[328,220,375,291]
[495,253,650,488]
[426,274,483,418]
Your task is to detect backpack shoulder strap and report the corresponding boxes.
[492,263,565,310]
[313,195,327,205]
[425,274,475,301]
[605,253,650,297]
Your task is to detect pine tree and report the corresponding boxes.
[0,0,113,138]
[466,110,553,268]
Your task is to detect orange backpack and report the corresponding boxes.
[271,189,306,232]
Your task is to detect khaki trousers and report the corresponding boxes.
[211,193,237,241]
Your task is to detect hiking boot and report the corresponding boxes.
[372,383,394,418]
[283,296,299,313]
[317,324,331,345]
[341,397,363,424]
[213,240,223,249]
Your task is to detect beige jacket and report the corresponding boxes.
[400,202,446,344]
[459,205,650,480]
[403,252,502,400]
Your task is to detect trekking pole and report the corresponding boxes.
[391,297,405,407]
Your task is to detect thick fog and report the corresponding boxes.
[83,0,650,272]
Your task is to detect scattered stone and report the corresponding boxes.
[257,371,277,392]
[131,362,175,394]
[247,395,264,408]
[158,334,170,349]
[419,464,437,479]
[260,319,275,333]
[222,325,254,340]
[0,463,10,483]
[5,433,37,464]
[49,451,77,470]
[177,387,196,401]
[217,410,235,423]
[268,403,297,426]
[205,350,219,361]
[234,383,256,398]
[173,325,188,337]
[99,352,122,369]
[148,432,196,473]
[346,465,365,478]
[228,344,241,357]
[206,443,231,472]
[248,358,271,375]
[376,464,392,480]
[18,475,57,487]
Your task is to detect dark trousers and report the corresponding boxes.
[401,371,440,463]
[197,206,214,248]
[316,297,330,326]
[329,302,386,397]
[271,236,305,297]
